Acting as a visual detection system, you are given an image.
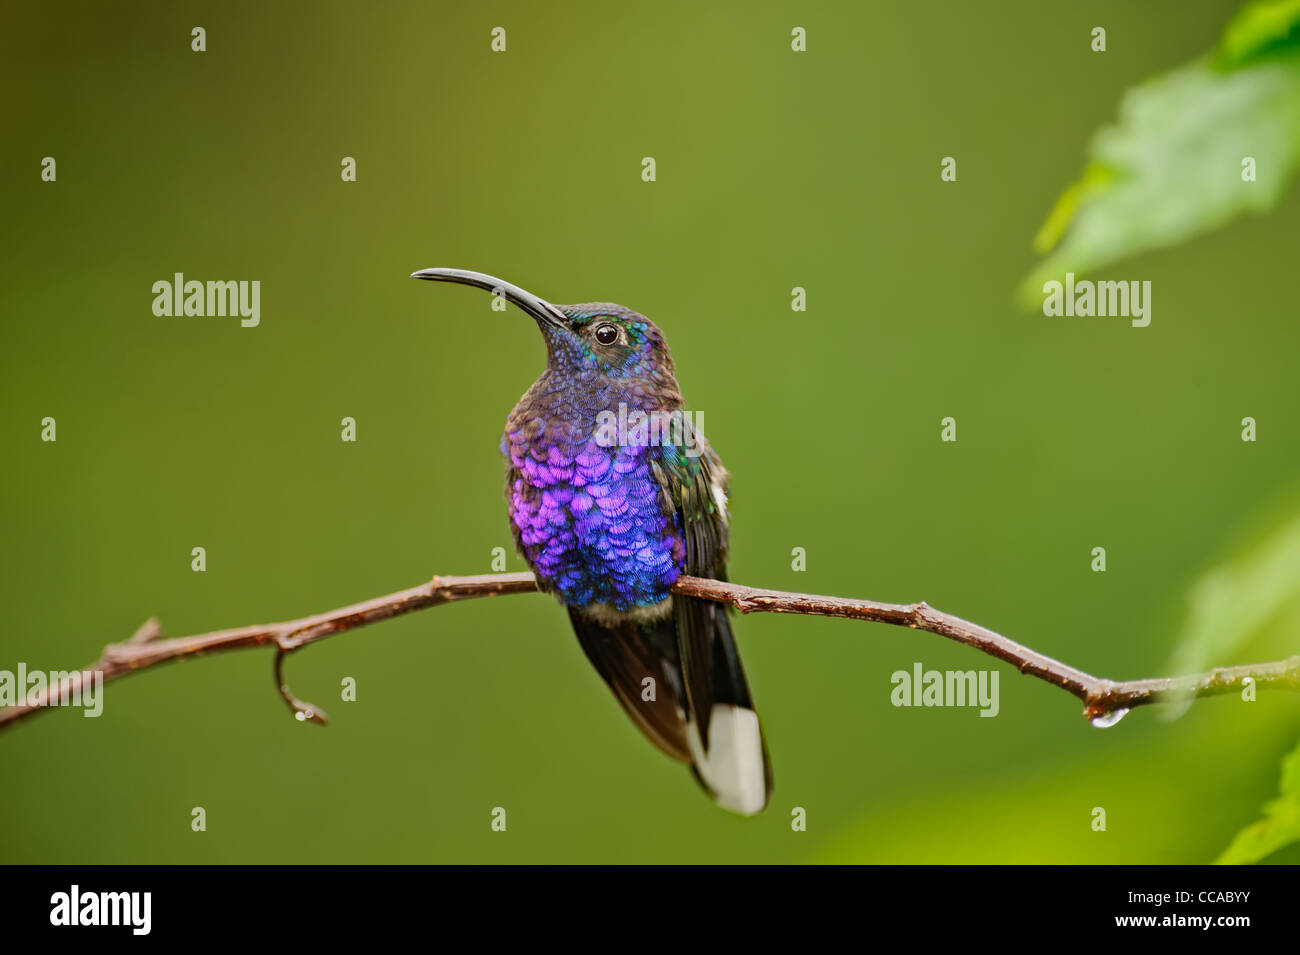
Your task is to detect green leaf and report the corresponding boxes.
[1017,0,1300,308]
[1216,738,1300,863]
[1217,0,1300,68]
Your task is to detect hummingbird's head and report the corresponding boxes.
[552,303,674,379]
[412,268,675,381]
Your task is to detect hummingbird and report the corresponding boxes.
[413,268,772,815]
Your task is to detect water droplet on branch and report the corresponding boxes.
[1089,707,1129,728]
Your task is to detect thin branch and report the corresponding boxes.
[2,572,1298,732]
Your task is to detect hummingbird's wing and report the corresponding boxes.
[564,608,691,764]
[653,432,773,815]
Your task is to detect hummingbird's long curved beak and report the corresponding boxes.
[411,268,567,330]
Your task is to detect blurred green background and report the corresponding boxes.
[3,0,1299,863]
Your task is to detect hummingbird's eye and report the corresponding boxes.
[594,323,619,346]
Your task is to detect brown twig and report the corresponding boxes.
[2,572,1298,731]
